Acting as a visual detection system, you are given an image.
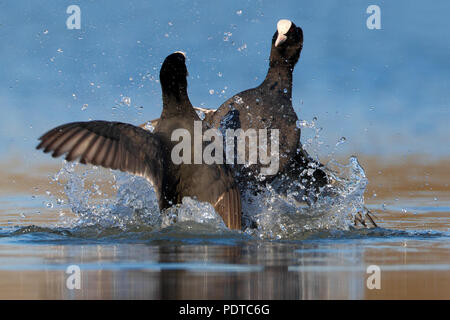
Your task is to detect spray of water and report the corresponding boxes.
[47,117,372,240]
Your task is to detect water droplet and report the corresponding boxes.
[57,48,63,53]
[121,96,131,106]
[283,88,288,93]
[296,120,314,129]
[43,29,49,35]
[336,136,346,146]
[196,109,206,120]
[236,10,242,15]
[81,104,88,111]
[144,121,154,132]
[223,32,232,41]
[237,43,247,51]
[209,89,215,95]
[217,72,223,77]
[234,96,243,104]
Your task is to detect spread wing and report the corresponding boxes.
[36,121,164,203]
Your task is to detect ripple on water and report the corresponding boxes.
[0,224,447,246]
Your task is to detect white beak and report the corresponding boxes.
[275,33,287,47]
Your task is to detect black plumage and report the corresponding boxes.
[37,52,242,230]
[143,21,328,195]
[209,19,328,193]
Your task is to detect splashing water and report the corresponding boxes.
[50,162,228,236]
[238,156,369,239]
[162,197,227,230]
[52,162,160,231]
[237,117,372,239]
[45,116,372,240]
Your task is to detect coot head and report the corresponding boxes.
[271,19,303,66]
[160,51,188,98]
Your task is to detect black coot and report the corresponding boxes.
[36,52,242,230]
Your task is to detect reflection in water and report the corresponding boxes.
[0,242,360,299]
[0,158,449,299]
[0,238,448,299]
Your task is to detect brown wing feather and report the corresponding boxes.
[213,185,242,230]
[37,121,164,203]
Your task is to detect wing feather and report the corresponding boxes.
[45,127,81,153]
[37,121,164,203]
[213,185,241,230]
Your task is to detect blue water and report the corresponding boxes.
[0,189,448,299]
[1,0,449,161]
[0,220,447,245]
[0,0,449,299]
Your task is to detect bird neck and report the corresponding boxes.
[262,62,294,96]
[161,89,194,118]
[261,46,296,95]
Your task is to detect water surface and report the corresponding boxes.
[0,157,448,299]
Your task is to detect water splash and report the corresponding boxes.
[162,197,227,230]
[239,156,369,239]
[48,159,371,240]
[43,117,373,240]
[50,162,229,235]
[51,162,160,231]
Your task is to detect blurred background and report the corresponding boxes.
[0,0,449,165]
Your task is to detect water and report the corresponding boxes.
[1,0,449,299]
[2,1,450,158]
[0,155,449,299]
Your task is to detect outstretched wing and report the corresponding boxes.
[36,121,164,203]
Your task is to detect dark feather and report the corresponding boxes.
[37,121,164,203]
